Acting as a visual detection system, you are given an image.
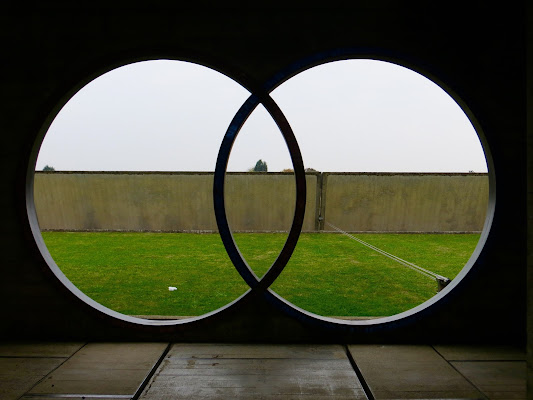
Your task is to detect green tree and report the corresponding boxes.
[42,165,55,171]
[253,159,268,172]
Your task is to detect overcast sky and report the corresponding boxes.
[36,59,488,173]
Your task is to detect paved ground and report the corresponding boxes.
[0,342,525,399]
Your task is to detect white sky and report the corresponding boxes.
[36,59,488,173]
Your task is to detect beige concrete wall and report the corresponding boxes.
[34,172,317,232]
[34,172,488,233]
[225,173,317,232]
[323,173,489,232]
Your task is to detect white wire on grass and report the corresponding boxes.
[325,221,449,282]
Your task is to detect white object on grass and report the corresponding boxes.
[168,286,177,291]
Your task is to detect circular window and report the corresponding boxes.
[214,57,492,326]
[30,59,259,323]
[28,55,493,330]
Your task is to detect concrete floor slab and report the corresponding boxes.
[0,357,65,400]
[434,345,526,361]
[348,344,483,399]
[141,343,366,399]
[168,343,348,359]
[0,342,84,357]
[452,361,526,399]
[28,342,168,397]
[2,342,527,399]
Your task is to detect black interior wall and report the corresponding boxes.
[0,5,526,344]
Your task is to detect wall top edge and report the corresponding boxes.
[34,171,489,176]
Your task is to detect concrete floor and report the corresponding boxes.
[0,342,525,400]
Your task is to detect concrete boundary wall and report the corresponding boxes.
[34,172,488,233]
[34,172,318,233]
[321,173,488,233]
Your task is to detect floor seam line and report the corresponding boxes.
[131,342,171,400]
[18,342,89,400]
[430,344,489,400]
[0,355,72,359]
[21,395,131,399]
[446,359,526,362]
[179,357,347,360]
[343,344,374,400]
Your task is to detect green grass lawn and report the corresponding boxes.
[41,231,480,318]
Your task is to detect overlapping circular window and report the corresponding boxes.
[28,55,492,328]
